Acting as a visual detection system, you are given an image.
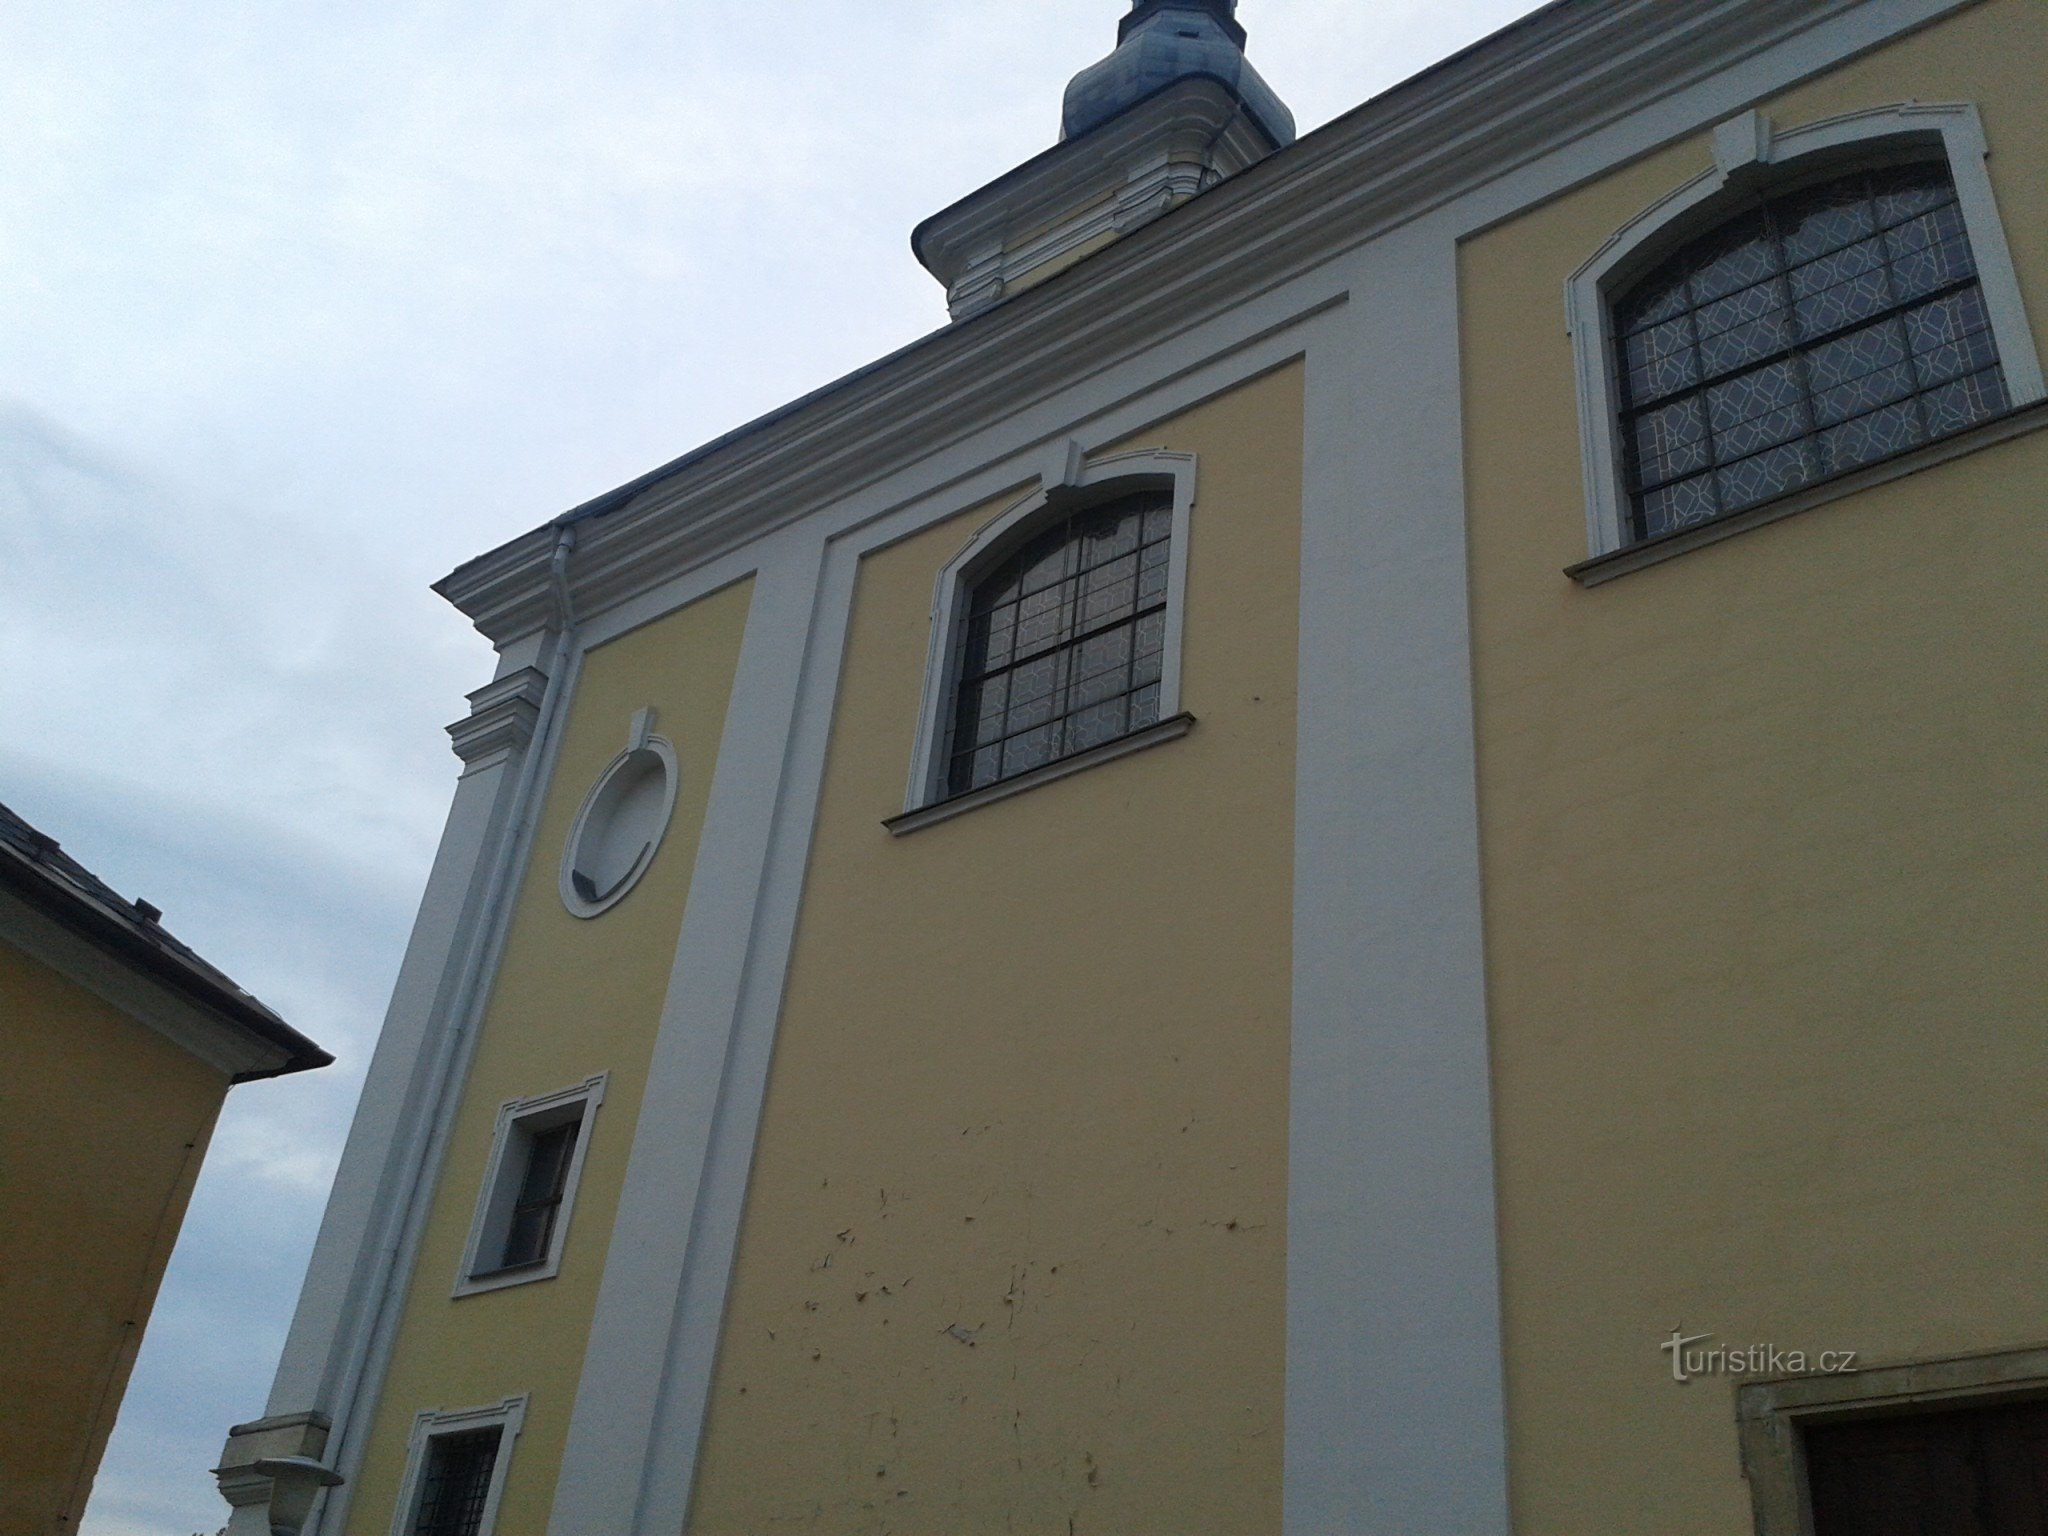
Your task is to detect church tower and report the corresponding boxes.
[914,0,1296,318]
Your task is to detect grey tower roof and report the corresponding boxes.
[1062,0,1295,146]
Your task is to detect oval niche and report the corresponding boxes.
[559,734,679,918]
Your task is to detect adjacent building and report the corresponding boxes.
[217,1,2048,1531]
[0,800,329,1533]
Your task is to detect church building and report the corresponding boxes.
[217,1,2048,1531]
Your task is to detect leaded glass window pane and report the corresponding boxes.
[1614,161,2009,543]
[946,490,1171,797]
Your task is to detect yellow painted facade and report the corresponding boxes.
[1459,3,2048,1530]
[689,365,1304,1535]
[341,577,754,1536]
[0,939,226,1534]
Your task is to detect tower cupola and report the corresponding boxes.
[1063,0,1294,147]
[913,1,1297,320]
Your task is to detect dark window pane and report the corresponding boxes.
[1613,159,2005,544]
[1706,360,1807,459]
[497,1119,579,1271]
[1637,473,1719,540]
[1629,395,1712,487]
[1003,722,1060,776]
[943,490,1174,797]
[1066,698,1130,752]
[1920,366,2008,437]
[1778,176,1877,264]
[1716,439,1816,512]
[1686,211,1776,302]
[1618,266,1693,332]
[1130,683,1163,730]
[1816,399,1925,476]
[1792,248,1895,339]
[1869,161,1955,226]
[414,1429,500,1536]
[1693,276,1792,378]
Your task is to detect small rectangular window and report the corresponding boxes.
[392,1397,525,1536]
[497,1120,578,1271]
[412,1428,500,1536]
[454,1075,605,1297]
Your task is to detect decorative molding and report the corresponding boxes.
[452,1074,608,1299]
[389,1397,527,1536]
[1566,396,2048,584]
[447,668,549,773]
[915,77,1283,320]
[213,1412,333,1530]
[1565,98,2046,557]
[557,714,680,919]
[1737,1345,2048,1536]
[901,447,1198,813]
[885,713,1195,836]
[436,0,1977,648]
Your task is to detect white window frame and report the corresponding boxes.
[453,1074,606,1298]
[901,445,1198,814]
[389,1395,527,1536]
[1566,101,2047,558]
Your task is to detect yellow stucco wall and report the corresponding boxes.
[0,939,226,1534]
[1459,3,2048,1530]
[343,577,753,1535]
[690,364,1303,1536]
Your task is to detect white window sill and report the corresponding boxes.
[884,712,1196,837]
[1567,399,2048,587]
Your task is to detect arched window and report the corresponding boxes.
[895,447,1197,824]
[1567,105,2046,560]
[946,488,1172,796]
[1616,160,2007,543]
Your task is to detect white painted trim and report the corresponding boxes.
[452,1074,607,1298]
[1566,99,2046,555]
[1286,224,1510,1535]
[388,1395,526,1536]
[557,725,681,919]
[901,447,1198,812]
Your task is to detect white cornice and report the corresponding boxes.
[435,0,1979,647]
[447,667,549,774]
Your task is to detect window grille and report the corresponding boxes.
[946,489,1172,796]
[1615,160,2009,544]
[413,1428,501,1536]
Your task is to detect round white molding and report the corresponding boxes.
[559,730,679,919]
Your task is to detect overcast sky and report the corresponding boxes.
[1,3,1545,1530]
